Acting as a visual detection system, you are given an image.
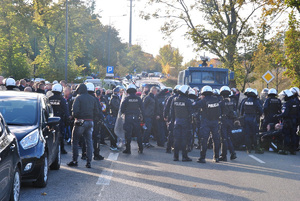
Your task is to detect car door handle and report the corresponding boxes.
[10,144,15,151]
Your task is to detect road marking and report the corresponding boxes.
[96,169,114,185]
[249,155,266,164]
[107,153,119,161]
[97,153,119,187]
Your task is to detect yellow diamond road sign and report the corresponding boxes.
[262,70,274,84]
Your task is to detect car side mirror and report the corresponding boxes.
[47,117,61,126]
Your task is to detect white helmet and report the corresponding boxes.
[179,85,189,94]
[213,89,220,95]
[201,85,213,95]
[244,88,252,95]
[127,83,137,93]
[248,89,258,97]
[193,87,199,92]
[268,88,277,95]
[174,85,181,90]
[85,82,95,92]
[290,87,300,95]
[53,80,58,84]
[279,89,293,97]
[188,88,196,96]
[220,86,231,96]
[52,84,63,92]
[6,78,16,87]
[261,88,269,94]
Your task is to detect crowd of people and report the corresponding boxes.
[0,75,299,167]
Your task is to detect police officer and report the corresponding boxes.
[170,85,192,161]
[290,87,300,151]
[260,88,269,105]
[86,83,104,160]
[238,88,252,115]
[163,85,181,153]
[262,88,281,132]
[109,87,121,150]
[240,89,263,154]
[196,86,221,163]
[49,84,69,154]
[219,86,237,161]
[120,84,144,154]
[5,78,20,91]
[275,89,299,155]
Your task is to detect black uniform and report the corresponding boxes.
[120,93,144,153]
[49,92,69,153]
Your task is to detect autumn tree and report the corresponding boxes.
[284,12,300,87]
[142,0,265,72]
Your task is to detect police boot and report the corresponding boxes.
[197,158,206,163]
[173,152,179,161]
[219,156,227,162]
[230,153,237,160]
[182,151,192,162]
[93,141,100,157]
[138,147,143,154]
[123,144,131,154]
[212,158,220,163]
[278,150,288,155]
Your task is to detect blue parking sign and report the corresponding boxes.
[107,66,114,73]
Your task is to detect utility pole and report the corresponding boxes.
[129,0,133,47]
[65,0,68,82]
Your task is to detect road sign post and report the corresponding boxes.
[262,70,275,88]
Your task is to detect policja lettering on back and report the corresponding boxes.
[171,85,193,162]
[195,85,221,163]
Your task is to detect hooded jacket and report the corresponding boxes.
[72,84,100,120]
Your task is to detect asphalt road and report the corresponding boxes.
[20,139,300,201]
[20,78,300,201]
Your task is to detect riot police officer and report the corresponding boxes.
[49,84,69,154]
[262,88,281,132]
[120,84,144,154]
[275,89,299,155]
[163,85,181,153]
[171,85,193,161]
[219,86,237,161]
[5,78,20,91]
[86,83,104,160]
[240,89,263,154]
[196,85,221,163]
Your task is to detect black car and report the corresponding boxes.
[0,113,21,201]
[0,91,61,188]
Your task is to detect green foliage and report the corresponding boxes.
[284,12,300,87]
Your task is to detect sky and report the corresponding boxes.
[94,0,203,63]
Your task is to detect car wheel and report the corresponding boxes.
[34,155,48,188]
[10,167,21,201]
[50,144,61,170]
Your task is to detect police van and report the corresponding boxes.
[177,57,233,90]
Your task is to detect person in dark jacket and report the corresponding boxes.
[86,83,104,161]
[262,88,281,132]
[163,85,180,153]
[195,85,221,163]
[49,84,69,154]
[18,79,26,91]
[142,86,159,148]
[171,85,193,162]
[67,84,100,168]
[108,87,121,150]
[120,84,144,154]
[240,89,264,154]
[156,88,170,147]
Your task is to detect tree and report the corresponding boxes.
[0,0,32,79]
[156,44,183,69]
[284,11,300,86]
[142,0,265,71]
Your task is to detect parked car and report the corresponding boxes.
[0,113,22,201]
[0,91,61,188]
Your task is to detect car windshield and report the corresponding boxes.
[0,98,38,125]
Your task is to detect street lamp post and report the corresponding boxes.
[65,0,68,82]
[129,0,133,47]
[107,15,127,67]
